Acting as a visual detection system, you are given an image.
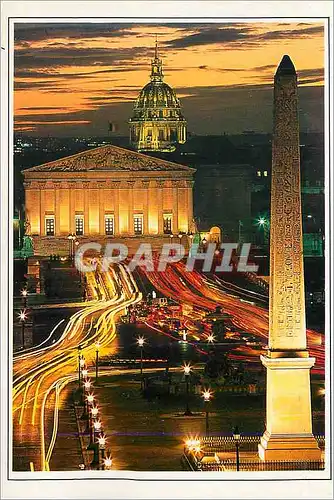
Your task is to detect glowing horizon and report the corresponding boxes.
[14,22,325,135]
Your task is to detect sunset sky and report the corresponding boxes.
[14,22,325,136]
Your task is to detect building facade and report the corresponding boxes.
[23,145,195,256]
[129,41,187,152]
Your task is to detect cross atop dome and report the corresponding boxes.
[151,34,164,82]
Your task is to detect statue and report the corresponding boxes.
[24,218,31,236]
[21,235,34,258]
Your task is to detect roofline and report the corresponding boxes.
[22,144,195,174]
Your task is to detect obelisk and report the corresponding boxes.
[258,55,321,461]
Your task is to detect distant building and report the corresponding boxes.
[23,145,195,255]
[193,163,253,243]
[129,41,187,152]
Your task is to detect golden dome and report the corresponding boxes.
[129,39,187,152]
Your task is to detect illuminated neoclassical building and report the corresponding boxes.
[23,145,195,255]
[129,41,187,152]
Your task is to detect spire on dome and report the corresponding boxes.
[150,35,163,82]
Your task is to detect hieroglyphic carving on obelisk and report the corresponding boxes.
[269,54,306,352]
[258,55,321,461]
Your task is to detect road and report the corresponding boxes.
[140,261,324,374]
[12,263,141,471]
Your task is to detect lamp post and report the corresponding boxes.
[104,451,113,470]
[207,334,215,344]
[178,232,183,254]
[183,364,192,416]
[98,435,106,470]
[187,232,194,254]
[95,342,100,383]
[18,310,27,349]
[93,419,101,440]
[137,336,145,390]
[256,216,269,245]
[86,398,95,450]
[233,426,241,471]
[67,233,77,261]
[79,354,85,404]
[201,389,213,435]
[238,220,243,245]
[68,233,73,259]
[21,289,28,308]
[78,345,83,386]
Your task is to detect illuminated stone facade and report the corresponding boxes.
[258,56,321,461]
[129,41,186,152]
[23,145,195,255]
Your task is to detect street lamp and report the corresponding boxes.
[67,233,77,261]
[86,402,96,450]
[83,380,92,391]
[183,363,192,416]
[98,435,106,470]
[87,393,94,405]
[256,216,269,245]
[82,368,88,379]
[91,419,102,449]
[18,310,27,349]
[95,341,100,383]
[178,232,183,253]
[91,406,99,419]
[104,452,113,470]
[201,388,213,434]
[207,334,215,343]
[78,354,85,402]
[21,289,28,308]
[137,336,145,390]
[233,426,241,471]
[68,233,74,259]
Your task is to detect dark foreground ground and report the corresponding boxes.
[50,370,325,472]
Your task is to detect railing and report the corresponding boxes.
[183,435,325,471]
[198,460,325,472]
[201,435,325,451]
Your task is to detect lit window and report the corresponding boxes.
[45,216,55,236]
[75,215,84,236]
[105,215,114,236]
[263,171,268,177]
[134,215,143,235]
[257,171,261,177]
[163,214,172,234]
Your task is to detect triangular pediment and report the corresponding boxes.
[24,145,194,173]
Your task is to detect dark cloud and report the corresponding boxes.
[15,66,146,80]
[297,67,324,78]
[165,27,254,49]
[259,25,324,40]
[165,24,323,49]
[14,45,151,70]
[20,106,70,111]
[14,23,140,42]
[252,64,276,72]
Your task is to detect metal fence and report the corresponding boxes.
[200,435,325,452]
[183,434,325,471]
[199,460,325,472]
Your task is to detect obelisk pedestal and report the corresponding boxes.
[258,55,321,461]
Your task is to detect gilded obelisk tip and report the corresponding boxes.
[276,55,296,76]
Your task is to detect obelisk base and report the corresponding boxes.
[259,431,322,461]
[259,354,322,461]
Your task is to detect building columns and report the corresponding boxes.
[172,185,179,234]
